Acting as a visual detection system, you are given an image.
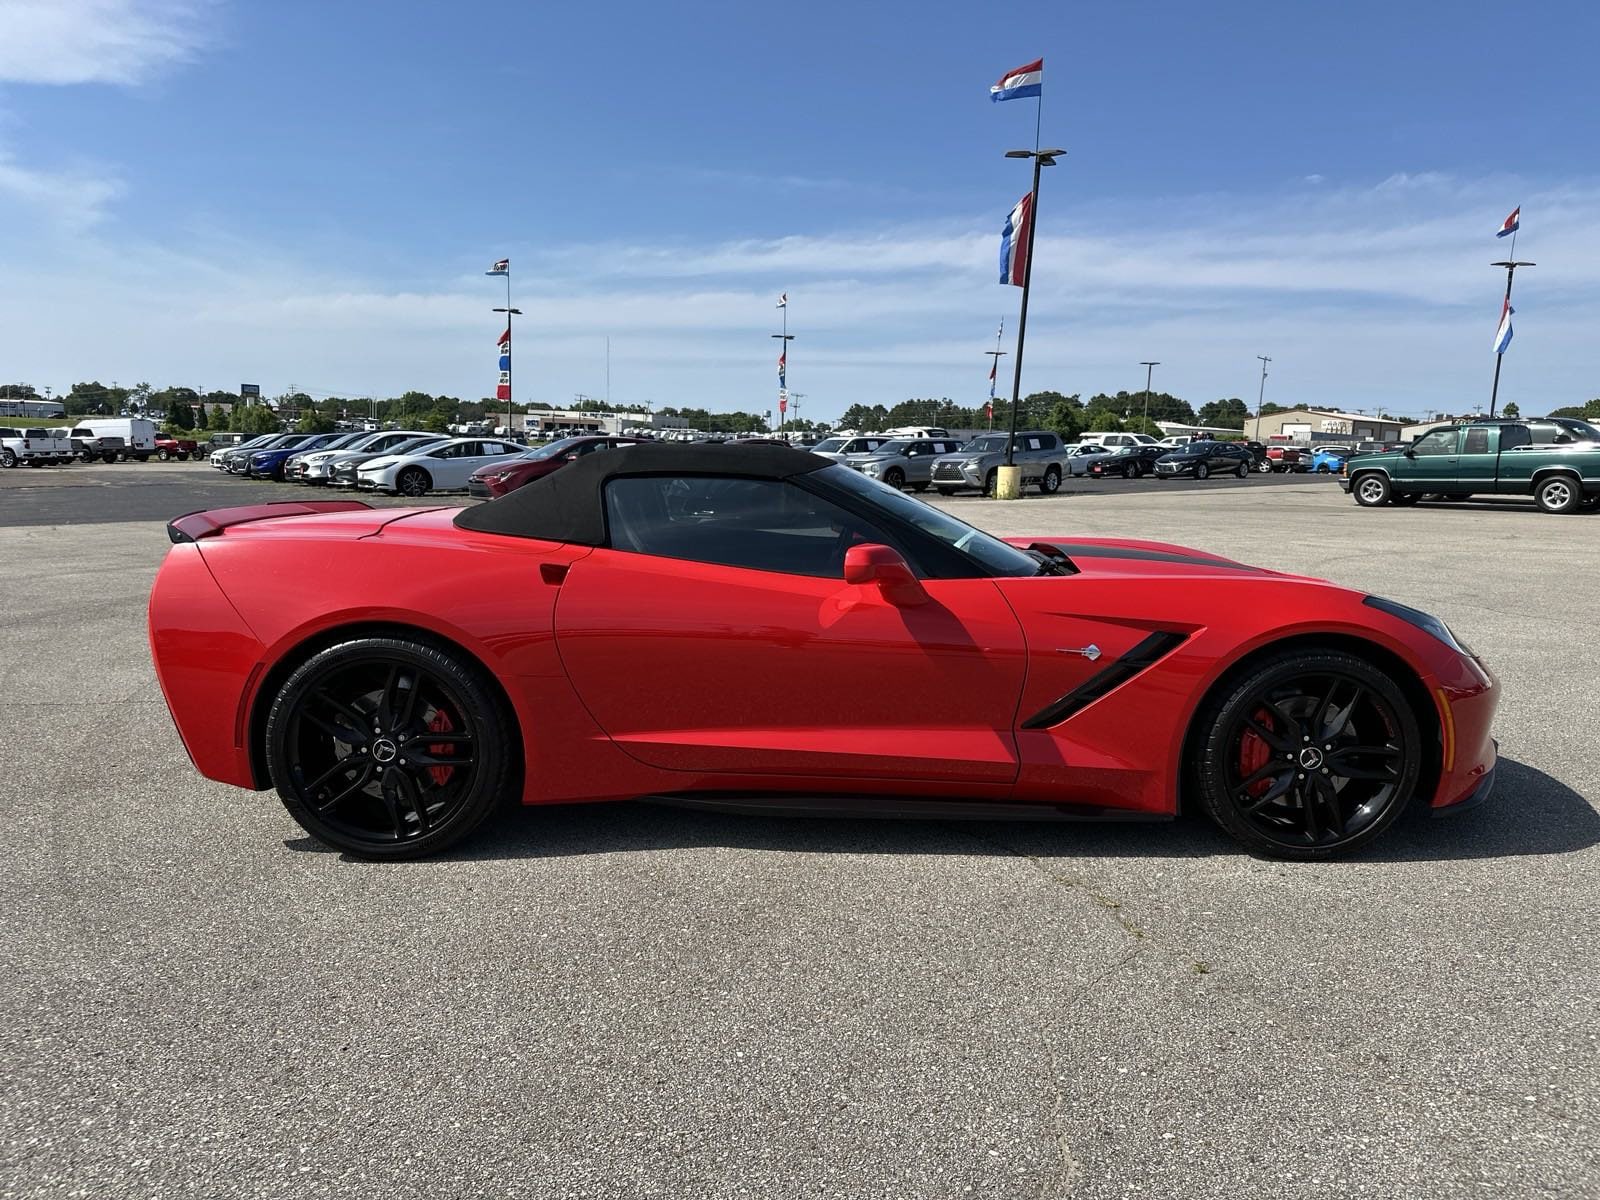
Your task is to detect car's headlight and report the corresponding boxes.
[1364,596,1475,656]
[964,458,985,468]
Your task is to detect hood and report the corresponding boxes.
[1005,536,1302,580]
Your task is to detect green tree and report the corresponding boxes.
[838,404,888,432]
[233,404,281,435]
[1033,392,1084,440]
[1125,416,1164,438]
[1088,410,1125,433]
[1501,402,1520,418]
[424,410,451,433]
[195,404,210,431]
[1197,398,1250,429]
[297,409,336,434]
[0,383,39,400]
[165,391,196,431]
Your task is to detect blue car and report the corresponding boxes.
[245,433,338,480]
[1309,447,1352,474]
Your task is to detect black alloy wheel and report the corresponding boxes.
[264,637,514,858]
[884,467,905,489]
[1193,650,1422,859]
[396,467,431,497]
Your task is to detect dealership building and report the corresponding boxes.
[1243,408,1408,444]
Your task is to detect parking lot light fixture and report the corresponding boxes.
[1001,147,1065,474]
[1140,361,1160,434]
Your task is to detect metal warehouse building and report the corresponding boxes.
[1246,408,1407,444]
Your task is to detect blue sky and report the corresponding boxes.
[1,0,1597,420]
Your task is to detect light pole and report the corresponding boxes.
[1253,355,1271,440]
[1139,361,1160,434]
[493,305,522,434]
[1489,259,1533,417]
[771,330,794,433]
[1002,147,1065,473]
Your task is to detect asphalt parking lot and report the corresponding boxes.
[2,462,1596,1199]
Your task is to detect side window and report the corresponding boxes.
[1463,427,1490,455]
[604,476,911,579]
[1038,434,1059,450]
[1026,436,1042,450]
[1525,422,1560,445]
[1499,425,1532,450]
[1412,430,1460,456]
[906,443,927,457]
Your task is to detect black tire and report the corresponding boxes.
[1535,474,1582,514]
[157,449,171,462]
[264,636,515,859]
[935,487,957,496]
[1038,465,1062,495]
[883,467,905,489]
[178,452,189,461]
[1254,458,1271,473]
[1235,462,1248,478]
[102,452,117,464]
[1351,472,1391,506]
[396,467,432,497]
[0,449,15,468]
[1195,462,1210,480]
[80,450,95,463]
[983,470,997,497]
[26,459,42,467]
[1191,649,1423,860]
[910,482,929,493]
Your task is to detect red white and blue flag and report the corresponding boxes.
[991,58,1043,102]
[777,347,787,389]
[1495,208,1520,238]
[486,258,509,275]
[496,326,511,400]
[1493,299,1514,355]
[999,193,1033,286]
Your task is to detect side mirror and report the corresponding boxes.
[843,543,928,606]
[1403,448,1416,458]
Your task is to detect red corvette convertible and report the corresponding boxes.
[148,444,1498,861]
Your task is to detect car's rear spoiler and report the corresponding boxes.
[166,501,372,544]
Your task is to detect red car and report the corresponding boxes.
[1265,445,1308,472]
[467,434,641,499]
[148,444,1498,861]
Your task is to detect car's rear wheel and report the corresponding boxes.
[883,467,905,489]
[1038,465,1062,494]
[1192,650,1422,860]
[1195,462,1210,480]
[1235,462,1248,478]
[396,467,432,497]
[1352,473,1391,506]
[157,449,171,461]
[1535,474,1582,514]
[264,637,514,859]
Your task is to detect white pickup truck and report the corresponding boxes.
[0,426,74,467]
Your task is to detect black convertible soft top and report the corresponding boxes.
[452,441,833,543]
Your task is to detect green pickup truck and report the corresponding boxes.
[1341,417,1600,514]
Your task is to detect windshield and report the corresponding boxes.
[868,440,912,455]
[520,436,586,461]
[960,436,1008,454]
[1174,442,1212,455]
[817,465,1045,577]
[1560,419,1600,441]
[384,436,448,457]
[812,438,846,453]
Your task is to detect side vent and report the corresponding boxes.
[1020,630,1190,730]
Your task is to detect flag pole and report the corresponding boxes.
[1005,151,1049,470]
[505,267,513,434]
[985,319,1006,432]
[1488,259,1534,417]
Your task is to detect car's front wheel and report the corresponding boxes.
[264,637,515,859]
[1038,465,1062,494]
[883,467,905,489]
[1351,473,1391,506]
[0,449,15,468]
[396,467,432,497]
[1191,649,1422,860]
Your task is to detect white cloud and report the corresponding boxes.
[0,148,122,228]
[1,171,1596,420]
[0,0,216,86]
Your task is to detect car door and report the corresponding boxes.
[1404,427,1462,489]
[1453,426,1500,490]
[552,474,1028,783]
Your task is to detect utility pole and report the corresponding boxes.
[1139,361,1160,434]
[1254,356,1271,440]
[787,391,806,435]
[1489,259,1533,417]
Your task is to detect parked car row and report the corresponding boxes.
[207,428,533,496]
[0,417,187,466]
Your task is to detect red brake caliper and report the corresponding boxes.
[1239,708,1274,796]
[427,708,455,788]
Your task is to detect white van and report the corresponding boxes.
[73,417,158,461]
[1077,432,1159,449]
[881,426,950,439]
